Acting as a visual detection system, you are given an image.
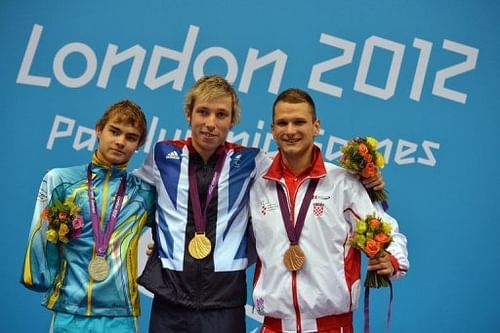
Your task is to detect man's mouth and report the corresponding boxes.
[201,132,218,138]
[283,138,300,144]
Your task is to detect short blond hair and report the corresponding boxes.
[184,75,240,126]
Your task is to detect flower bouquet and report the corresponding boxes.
[42,197,83,244]
[350,214,393,288]
[340,136,388,208]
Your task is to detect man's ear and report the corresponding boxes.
[95,126,102,139]
[313,119,321,136]
[270,123,276,140]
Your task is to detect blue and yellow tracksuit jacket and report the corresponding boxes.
[21,154,156,317]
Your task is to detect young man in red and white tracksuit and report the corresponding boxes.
[249,88,409,333]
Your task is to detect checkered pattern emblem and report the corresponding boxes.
[313,202,324,217]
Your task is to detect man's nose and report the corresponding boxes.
[204,114,216,129]
[115,135,126,147]
[285,122,296,133]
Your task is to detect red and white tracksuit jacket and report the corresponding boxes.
[249,149,409,332]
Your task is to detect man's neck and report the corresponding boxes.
[190,142,222,163]
[281,150,314,175]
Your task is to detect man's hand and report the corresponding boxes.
[362,172,384,191]
[367,251,394,276]
[146,242,154,256]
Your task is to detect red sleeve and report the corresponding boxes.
[387,253,400,274]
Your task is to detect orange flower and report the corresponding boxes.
[365,239,381,257]
[363,153,373,163]
[361,162,377,178]
[369,218,381,230]
[41,208,49,221]
[358,143,369,156]
[58,211,68,220]
[374,232,391,244]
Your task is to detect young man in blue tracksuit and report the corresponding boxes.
[21,100,156,332]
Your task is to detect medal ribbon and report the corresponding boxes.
[364,280,393,333]
[188,147,226,234]
[87,164,127,257]
[276,179,319,244]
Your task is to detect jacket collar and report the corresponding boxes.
[91,152,128,176]
[264,145,327,181]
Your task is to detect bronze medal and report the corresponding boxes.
[283,244,305,271]
[188,233,212,259]
[88,255,109,281]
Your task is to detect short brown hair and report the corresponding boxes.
[272,88,316,122]
[96,99,148,147]
[184,75,240,126]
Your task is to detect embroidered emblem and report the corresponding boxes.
[313,195,331,200]
[166,151,180,160]
[232,153,242,168]
[313,202,325,217]
[256,297,265,315]
[260,201,279,215]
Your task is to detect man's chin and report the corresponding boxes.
[280,146,301,155]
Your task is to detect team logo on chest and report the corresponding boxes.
[231,153,242,168]
[313,202,325,217]
[260,201,279,215]
[165,150,180,160]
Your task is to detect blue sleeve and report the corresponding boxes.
[21,170,62,292]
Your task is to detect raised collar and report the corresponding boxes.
[263,145,327,182]
[186,138,226,164]
[91,152,128,176]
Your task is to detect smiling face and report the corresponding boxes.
[188,95,233,161]
[95,116,142,165]
[272,101,320,172]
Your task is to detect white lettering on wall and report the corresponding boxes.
[17,24,478,104]
[308,34,355,98]
[53,42,97,88]
[46,114,440,167]
[432,40,479,104]
[354,36,405,100]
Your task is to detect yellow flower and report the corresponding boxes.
[352,234,366,249]
[64,197,80,215]
[382,222,392,235]
[47,229,58,243]
[366,137,378,150]
[375,152,385,168]
[59,223,70,236]
[355,220,368,234]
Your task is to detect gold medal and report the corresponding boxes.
[88,255,109,281]
[188,233,212,259]
[283,244,305,271]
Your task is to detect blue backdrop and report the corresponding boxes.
[2,1,499,332]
